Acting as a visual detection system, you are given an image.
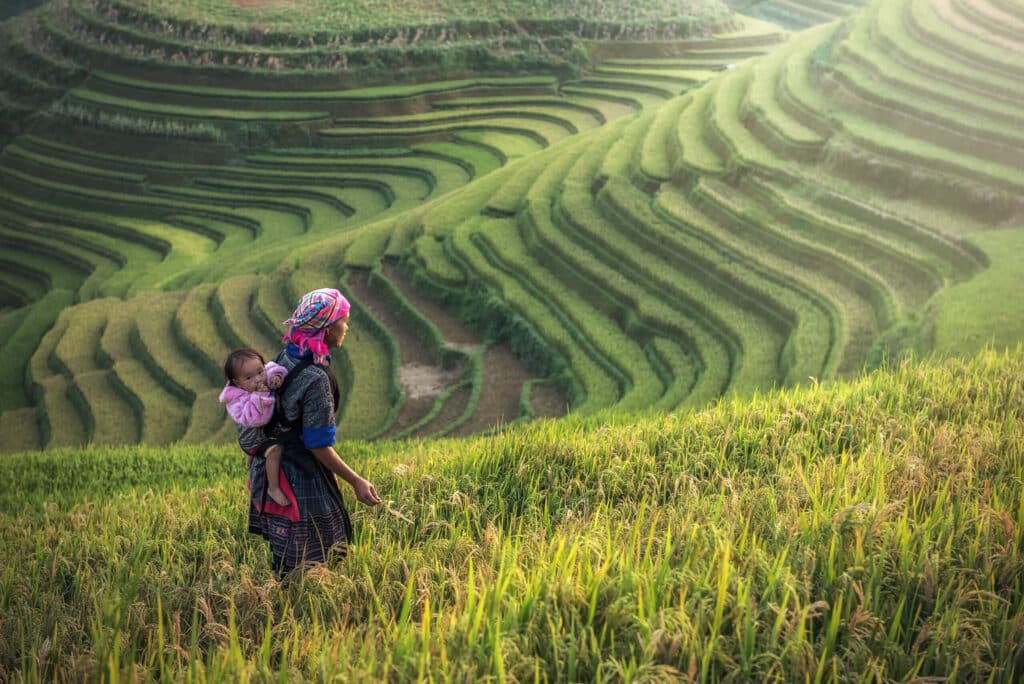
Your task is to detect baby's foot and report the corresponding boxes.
[268,487,291,507]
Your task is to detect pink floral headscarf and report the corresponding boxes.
[282,288,350,363]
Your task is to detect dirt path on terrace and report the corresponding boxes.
[382,262,566,434]
[346,270,455,437]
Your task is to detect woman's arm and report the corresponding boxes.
[310,445,382,506]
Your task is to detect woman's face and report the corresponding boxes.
[324,313,350,348]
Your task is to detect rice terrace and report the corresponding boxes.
[0,0,1023,679]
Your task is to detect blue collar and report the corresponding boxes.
[285,343,331,363]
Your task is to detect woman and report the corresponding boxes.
[246,287,381,575]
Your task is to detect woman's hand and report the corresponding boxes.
[352,478,382,506]
[309,446,382,506]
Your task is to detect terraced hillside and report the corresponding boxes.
[729,0,866,29]
[0,0,1021,452]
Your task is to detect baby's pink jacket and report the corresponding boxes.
[218,362,288,428]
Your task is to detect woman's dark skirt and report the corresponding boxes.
[248,446,352,573]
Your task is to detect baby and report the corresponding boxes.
[219,348,291,507]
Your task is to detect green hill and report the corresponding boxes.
[0,0,1021,453]
[2,349,1022,679]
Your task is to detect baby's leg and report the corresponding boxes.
[265,445,291,507]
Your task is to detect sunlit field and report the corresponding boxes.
[3,349,1022,680]
[1,0,1023,679]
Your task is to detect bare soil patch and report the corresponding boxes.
[346,270,456,436]
[383,262,481,345]
[400,363,463,400]
[528,381,568,420]
[380,262,566,436]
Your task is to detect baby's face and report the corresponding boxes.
[233,356,268,393]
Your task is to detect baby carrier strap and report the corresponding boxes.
[271,356,340,431]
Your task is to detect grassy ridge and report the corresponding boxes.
[2,349,1022,680]
[96,0,733,37]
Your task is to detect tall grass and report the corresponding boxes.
[2,349,1022,681]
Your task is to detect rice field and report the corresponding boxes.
[1,348,1022,680]
[1,0,1023,679]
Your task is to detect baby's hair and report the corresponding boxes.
[223,347,265,384]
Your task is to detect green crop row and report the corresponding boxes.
[645,336,700,411]
[559,123,735,404]
[89,70,558,106]
[515,133,673,411]
[950,0,1022,43]
[672,79,726,179]
[704,61,781,173]
[0,214,124,294]
[905,0,1021,79]
[25,311,84,447]
[172,283,227,385]
[14,133,228,183]
[129,292,202,405]
[146,183,313,233]
[411,220,573,396]
[8,181,247,290]
[806,186,986,279]
[45,2,583,81]
[833,112,1024,206]
[405,235,467,288]
[514,206,665,413]
[745,0,835,29]
[0,243,76,292]
[457,221,616,412]
[566,171,787,397]
[870,0,1024,103]
[638,95,689,183]
[596,178,790,396]
[44,100,227,140]
[534,188,713,410]
[194,178,356,224]
[739,174,941,311]
[319,117,569,150]
[213,275,282,360]
[741,46,826,162]
[826,60,1024,169]
[243,154,444,200]
[840,11,1022,129]
[89,0,731,47]
[413,140,502,180]
[330,276,402,441]
[4,141,147,185]
[1,144,150,205]
[773,23,837,138]
[329,106,591,136]
[559,84,651,112]
[68,86,330,123]
[434,95,607,126]
[0,288,74,411]
[567,75,678,100]
[483,146,559,215]
[46,298,142,444]
[675,179,875,376]
[99,300,190,445]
